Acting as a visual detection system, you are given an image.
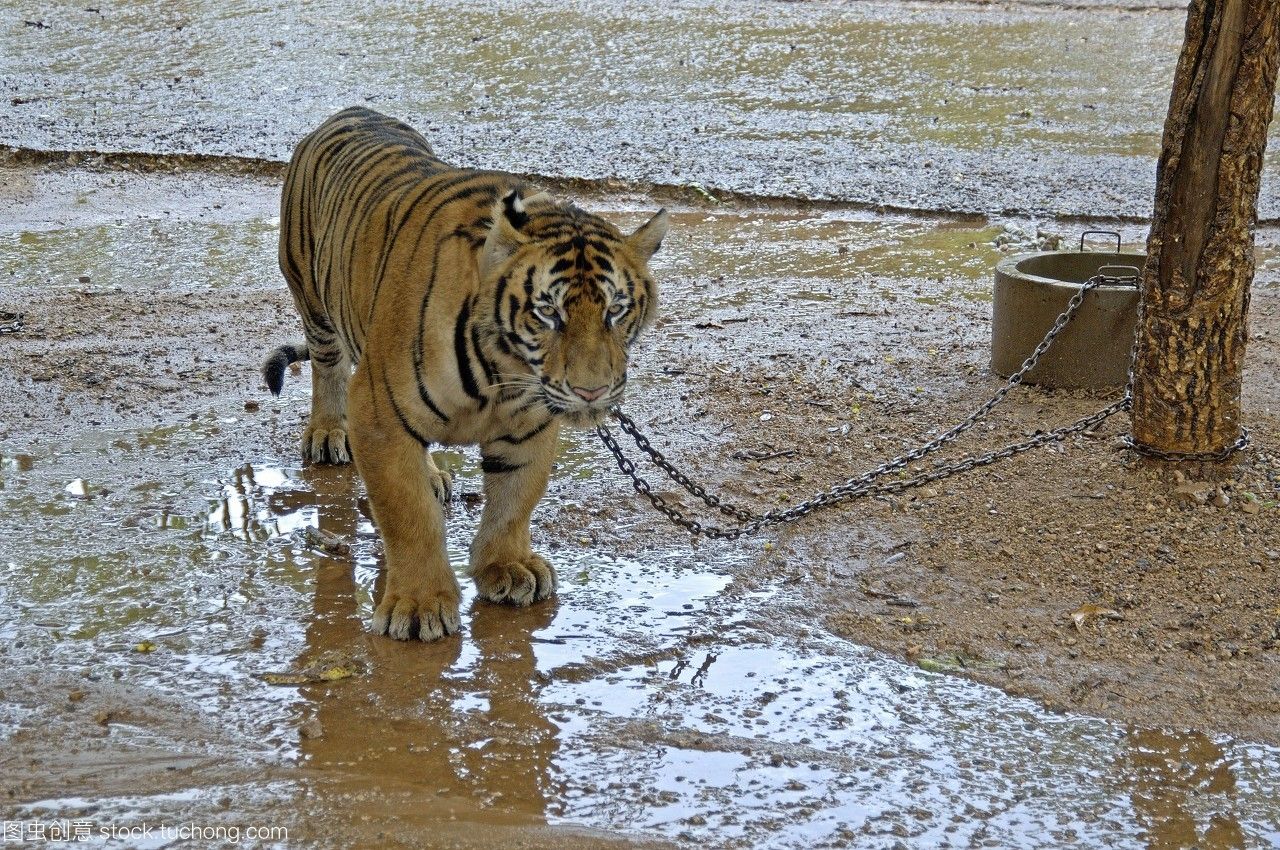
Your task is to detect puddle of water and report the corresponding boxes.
[593,209,1006,326]
[654,210,1003,289]
[0,218,279,292]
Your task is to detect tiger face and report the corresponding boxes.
[480,191,668,427]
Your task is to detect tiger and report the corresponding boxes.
[262,106,667,642]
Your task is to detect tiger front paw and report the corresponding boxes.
[302,420,351,465]
[469,555,557,607]
[371,583,461,641]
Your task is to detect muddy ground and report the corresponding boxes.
[7,155,1278,745]
[2,157,1279,848]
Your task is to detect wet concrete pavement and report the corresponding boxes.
[3,0,1277,220]
[2,169,1280,847]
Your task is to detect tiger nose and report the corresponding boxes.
[571,384,608,402]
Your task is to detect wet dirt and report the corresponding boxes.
[3,162,1280,848]
[4,0,1279,221]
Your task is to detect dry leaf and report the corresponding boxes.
[1070,603,1123,632]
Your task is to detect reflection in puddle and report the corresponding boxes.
[205,463,315,542]
[1125,729,1248,850]
[657,210,1003,298]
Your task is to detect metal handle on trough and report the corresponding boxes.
[1079,229,1122,254]
[1096,264,1140,286]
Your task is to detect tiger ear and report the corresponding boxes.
[627,209,668,263]
[480,190,531,278]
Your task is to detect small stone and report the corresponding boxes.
[1210,490,1230,509]
[1174,483,1211,506]
[299,718,324,739]
[243,400,260,412]
[1241,500,1260,515]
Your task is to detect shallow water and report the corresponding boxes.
[2,203,1278,847]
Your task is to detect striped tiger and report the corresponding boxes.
[262,107,667,641]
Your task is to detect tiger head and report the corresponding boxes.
[480,191,668,427]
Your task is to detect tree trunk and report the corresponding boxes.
[1131,0,1279,455]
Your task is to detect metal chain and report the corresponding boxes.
[597,399,1127,540]
[1117,287,1252,462]
[597,274,1132,539]
[1119,429,1250,462]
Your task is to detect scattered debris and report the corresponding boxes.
[1069,603,1123,632]
[684,182,722,205]
[301,526,351,557]
[260,651,364,686]
[731,447,797,461]
[991,221,1064,252]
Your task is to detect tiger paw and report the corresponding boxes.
[469,555,557,607]
[429,468,453,508]
[302,420,351,464]
[371,585,461,641]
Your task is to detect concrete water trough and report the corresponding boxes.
[991,235,1143,389]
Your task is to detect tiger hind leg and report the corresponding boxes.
[301,338,353,465]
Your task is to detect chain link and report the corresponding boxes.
[598,274,1143,539]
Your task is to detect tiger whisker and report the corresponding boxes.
[482,382,537,394]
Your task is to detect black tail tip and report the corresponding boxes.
[262,352,288,396]
[261,343,307,396]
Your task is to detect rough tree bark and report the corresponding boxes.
[1131,0,1279,455]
